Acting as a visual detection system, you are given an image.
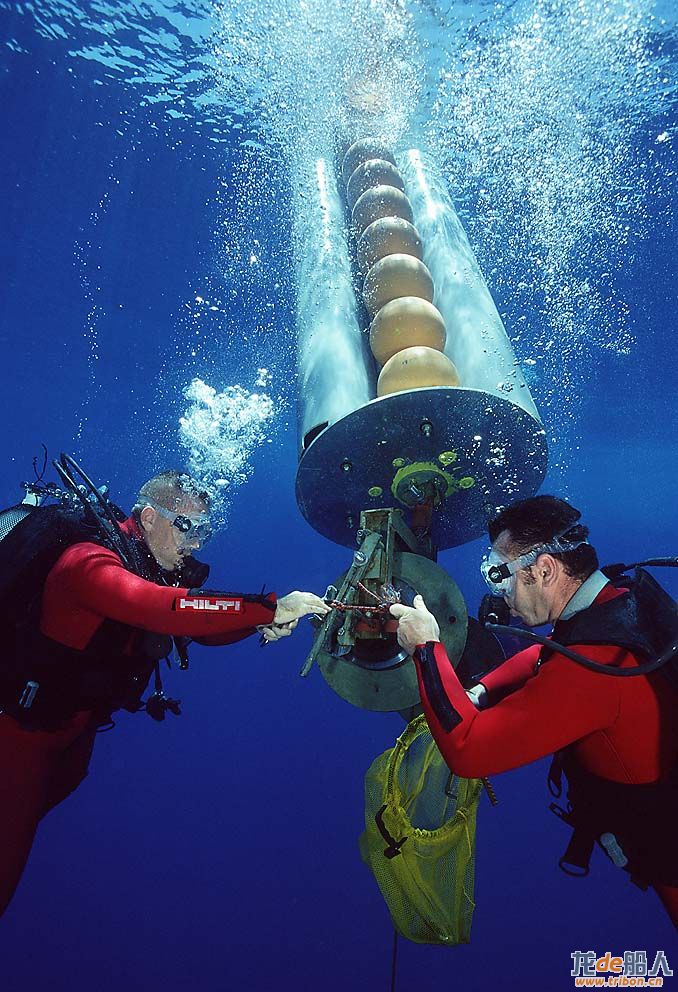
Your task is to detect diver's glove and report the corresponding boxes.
[258,591,331,646]
[389,594,440,655]
[466,684,488,710]
[274,591,332,625]
[257,619,299,643]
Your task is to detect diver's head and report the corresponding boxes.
[133,470,212,572]
[481,495,598,627]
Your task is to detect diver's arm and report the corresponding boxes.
[475,644,543,701]
[41,543,276,646]
[414,640,623,778]
[195,595,327,645]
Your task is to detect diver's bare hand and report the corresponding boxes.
[389,595,440,655]
[257,619,299,643]
[274,591,332,625]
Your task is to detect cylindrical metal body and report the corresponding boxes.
[295,146,547,549]
[294,158,376,452]
[398,149,540,421]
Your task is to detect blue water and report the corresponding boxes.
[1,0,677,987]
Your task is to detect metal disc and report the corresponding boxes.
[317,552,468,712]
[295,386,548,550]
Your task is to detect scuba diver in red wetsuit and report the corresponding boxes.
[390,495,678,929]
[0,455,330,916]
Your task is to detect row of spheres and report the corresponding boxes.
[342,138,461,397]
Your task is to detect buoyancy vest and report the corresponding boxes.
[548,751,678,887]
[4,612,171,730]
[541,569,678,887]
[0,503,195,729]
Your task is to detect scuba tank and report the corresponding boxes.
[0,453,151,644]
[0,489,42,542]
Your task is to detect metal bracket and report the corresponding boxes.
[300,530,382,677]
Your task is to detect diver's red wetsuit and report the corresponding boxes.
[414,583,678,927]
[0,518,277,916]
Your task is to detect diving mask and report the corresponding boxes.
[480,528,590,599]
[146,500,213,549]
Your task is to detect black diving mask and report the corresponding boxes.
[146,500,213,550]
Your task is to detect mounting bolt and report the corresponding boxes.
[420,419,433,438]
[340,459,352,473]
[353,550,366,565]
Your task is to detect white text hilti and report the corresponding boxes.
[178,598,242,612]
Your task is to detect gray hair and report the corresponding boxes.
[132,470,211,516]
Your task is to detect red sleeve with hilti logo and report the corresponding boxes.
[40,542,276,650]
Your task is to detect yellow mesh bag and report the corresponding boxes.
[359,714,482,945]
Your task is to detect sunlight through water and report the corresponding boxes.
[6,0,676,478]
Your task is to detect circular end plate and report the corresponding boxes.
[296,387,547,549]
[317,552,467,712]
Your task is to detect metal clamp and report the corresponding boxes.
[300,531,382,678]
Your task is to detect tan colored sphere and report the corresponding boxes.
[342,138,395,185]
[370,297,447,366]
[363,254,434,318]
[357,217,423,273]
[352,186,413,235]
[377,347,461,397]
[346,159,405,211]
